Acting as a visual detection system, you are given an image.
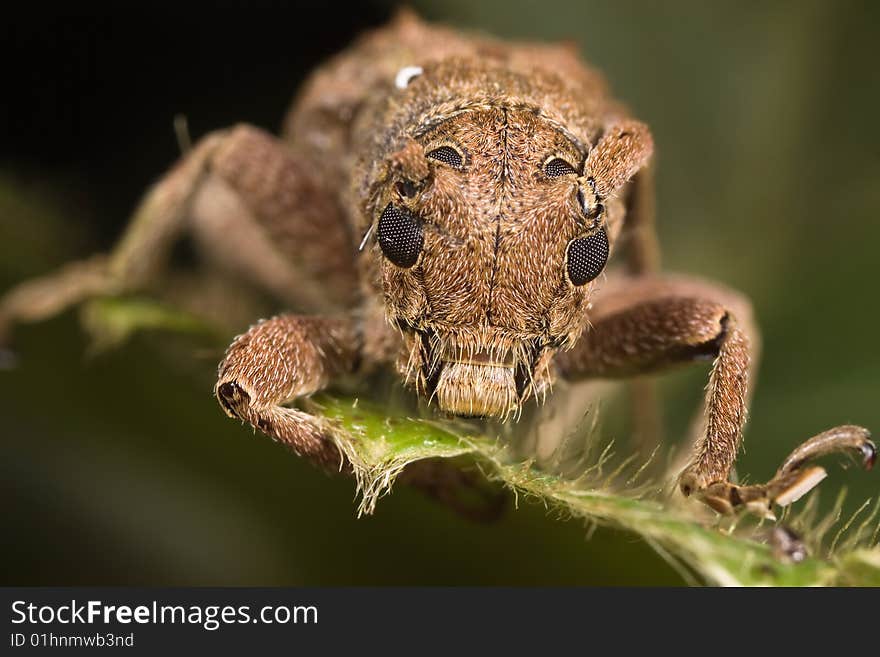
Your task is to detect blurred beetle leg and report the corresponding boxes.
[198,125,357,312]
[587,123,660,460]
[0,254,114,343]
[629,376,664,458]
[398,458,509,523]
[0,124,358,344]
[621,161,660,276]
[621,164,665,459]
[0,134,222,342]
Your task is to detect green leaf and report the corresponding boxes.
[308,394,880,587]
[79,296,223,353]
[41,289,879,586]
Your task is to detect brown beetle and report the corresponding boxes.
[1,11,873,516]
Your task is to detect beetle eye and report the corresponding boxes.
[377,203,423,268]
[566,228,609,285]
[544,157,578,178]
[427,145,464,168]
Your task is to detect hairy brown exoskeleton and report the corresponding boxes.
[1,12,873,517]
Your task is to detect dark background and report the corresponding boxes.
[1,0,877,585]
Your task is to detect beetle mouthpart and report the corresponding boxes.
[399,324,551,420]
[431,343,527,418]
[439,345,516,368]
[435,361,518,419]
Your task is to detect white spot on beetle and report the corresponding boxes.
[395,66,423,89]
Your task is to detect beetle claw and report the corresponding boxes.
[861,440,876,470]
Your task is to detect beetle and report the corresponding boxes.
[1,10,873,517]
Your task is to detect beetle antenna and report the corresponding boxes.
[173,114,192,155]
[358,223,375,251]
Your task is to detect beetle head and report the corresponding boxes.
[364,106,651,419]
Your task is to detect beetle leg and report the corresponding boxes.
[621,163,664,455]
[694,425,874,517]
[216,313,510,519]
[557,274,873,516]
[594,118,663,456]
[200,125,357,310]
[0,124,357,344]
[621,161,660,276]
[215,314,361,469]
[0,134,218,342]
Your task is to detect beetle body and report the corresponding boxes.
[1,10,872,515]
[286,12,649,419]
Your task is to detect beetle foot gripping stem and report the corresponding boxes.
[681,425,874,518]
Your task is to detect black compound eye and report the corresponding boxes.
[427,145,464,168]
[544,157,578,178]
[566,229,609,285]
[377,203,423,268]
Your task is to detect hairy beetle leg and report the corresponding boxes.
[215,314,362,470]
[681,425,874,518]
[0,124,357,346]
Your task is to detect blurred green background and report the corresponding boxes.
[1,1,877,586]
